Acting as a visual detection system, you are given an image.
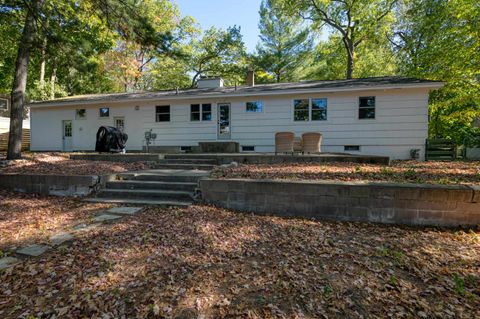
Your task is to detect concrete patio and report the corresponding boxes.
[70,152,390,165]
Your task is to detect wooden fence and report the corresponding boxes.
[0,129,30,152]
[425,139,456,161]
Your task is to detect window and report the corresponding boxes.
[0,98,7,110]
[246,101,263,112]
[191,104,200,121]
[156,105,170,122]
[202,104,212,121]
[76,109,86,119]
[359,96,375,119]
[344,145,360,151]
[242,146,255,152]
[311,98,327,121]
[99,107,110,118]
[114,117,125,131]
[293,99,309,121]
[294,98,327,121]
[191,104,212,121]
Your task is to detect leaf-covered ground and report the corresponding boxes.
[0,190,113,250]
[213,160,480,185]
[0,153,151,175]
[1,201,479,318]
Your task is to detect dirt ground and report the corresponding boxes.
[0,197,478,318]
[0,152,151,175]
[213,160,480,185]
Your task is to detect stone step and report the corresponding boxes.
[158,158,217,165]
[84,198,191,207]
[106,180,197,192]
[118,170,210,183]
[153,163,215,170]
[96,188,193,201]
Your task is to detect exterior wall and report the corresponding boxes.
[200,178,480,227]
[30,87,430,159]
[0,117,30,134]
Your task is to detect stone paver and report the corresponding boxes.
[106,207,143,216]
[72,223,100,232]
[50,232,74,246]
[93,214,123,222]
[16,244,50,257]
[0,257,20,270]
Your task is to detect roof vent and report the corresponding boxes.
[197,77,224,89]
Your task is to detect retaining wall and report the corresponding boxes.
[0,174,116,196]
[70,153,160,163]
[200,179,480,227]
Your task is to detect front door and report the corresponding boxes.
[114,116,125,132]
[217,103,231,140]
[62,120,73,151]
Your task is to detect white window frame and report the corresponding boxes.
[190,103,212,122]
[156,105,170,122]
[358,96,376,120]
[99,107,110,118]
[292,98,328,122]
[245,101,263,113]
[0,98,8,110]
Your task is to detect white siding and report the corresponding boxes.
[30,87,430,159]
[0,117,30,134]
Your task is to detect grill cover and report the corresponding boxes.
[95,126,128,153]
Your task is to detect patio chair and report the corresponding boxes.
[275,132,295,155]
[293,136,303,154]
[302,132,322,154]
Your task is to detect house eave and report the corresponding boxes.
[28,82,444,109]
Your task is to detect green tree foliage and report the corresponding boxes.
[187,26,247,87]
[305,34,398,80]
[103,0,195,92]
[1,0,180,158]
[255,0,312,83]
[392,0,480,145]
[276,0,397,79]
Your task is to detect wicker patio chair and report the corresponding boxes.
[302,132,322,154]
[275,132,295,155]
[293,136,303,154]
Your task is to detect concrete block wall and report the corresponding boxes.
[0,174,114,196]
[200,179,480,227]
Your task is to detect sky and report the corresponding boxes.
[174,0,263,53]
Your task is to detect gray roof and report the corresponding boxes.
[30,76,443,107]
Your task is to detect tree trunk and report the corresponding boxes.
[7,0,43,159]
[39,37,47,85]
[346,53,354,79]
[50,66,57,99]
[342,37,355,79]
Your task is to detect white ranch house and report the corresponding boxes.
[29,76,443,159]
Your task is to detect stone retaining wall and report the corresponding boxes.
[70,153,160,163]
[0,174,116,196]
[200,179,480,227]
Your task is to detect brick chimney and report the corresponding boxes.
[246,70,255,87]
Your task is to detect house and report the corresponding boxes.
[28,76,443,159]
[0,96,31,151]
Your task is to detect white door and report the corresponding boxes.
[114,117,125,132]
[62,120,73,151]
[217,103,231,140]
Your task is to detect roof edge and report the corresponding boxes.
[29,80,444,109]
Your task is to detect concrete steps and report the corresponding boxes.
[154,163,215,170]
[89,163,212,206]
[84,198,192,207]
[106,180,197,192]
[118,170,210,183]
[160,158,217,165]
[96,189,193,201]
